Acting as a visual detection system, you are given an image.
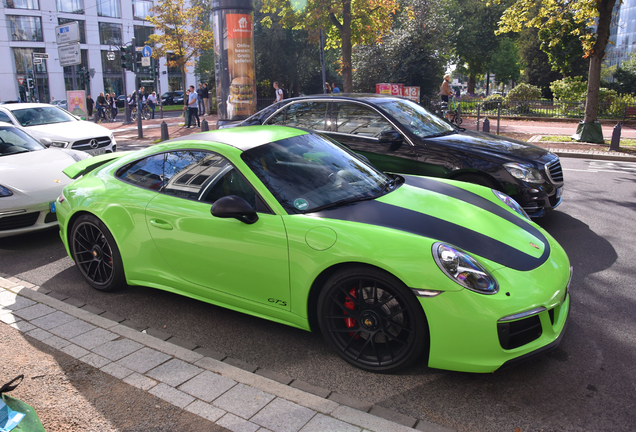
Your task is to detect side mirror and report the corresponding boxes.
[211,195,259,224]
[40,137,52,147]
[379,130,403,151]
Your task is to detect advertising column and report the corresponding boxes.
[212,0,256,126]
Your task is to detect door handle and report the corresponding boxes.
[149,219,173,230]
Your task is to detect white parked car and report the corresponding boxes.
[0,103,116,156]
[0,124,90,238]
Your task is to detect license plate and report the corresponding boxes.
[86,148,106,156]
[556,186,564,199]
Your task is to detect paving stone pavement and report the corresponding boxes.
[0,276,454,432]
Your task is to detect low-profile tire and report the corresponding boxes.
[70,214,125,291]
[454,172,499,190]
[317,266,428,373]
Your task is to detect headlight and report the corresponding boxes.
[504,163,545,183]
[0,185,13,197]
[433,243,498,294]
[493,190,530,220]
[51,141,69,148]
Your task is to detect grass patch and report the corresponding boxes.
[540,135,636,146]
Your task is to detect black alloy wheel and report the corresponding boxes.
[71,214,125,291]
[318,266,428,373]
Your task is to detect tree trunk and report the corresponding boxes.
[583,0,616,123]
[182,65,187,92]
[467,76,475,95]
[341,0,352,92]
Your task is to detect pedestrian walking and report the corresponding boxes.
[439,74,453,102]
[110,93,117,122]
[197,83,204,114]
[325,82,332,93]
[96,92,106,120]
[201,83,209,115]
[186,85,200,129]
[147,91,157,119]
[273,81,283,103]
[86,94,94,117]
[183,89,190,126]
[332,83,340,94]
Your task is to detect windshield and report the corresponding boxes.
[12,106,76,127]
[0,126,45,156]
[377,99,455,138]
[241,133,390,213]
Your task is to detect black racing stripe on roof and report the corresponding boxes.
[312,200,549,272]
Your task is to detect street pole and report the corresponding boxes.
[133,37,143,139]
[320,29,326,94]
[31,53,40,102]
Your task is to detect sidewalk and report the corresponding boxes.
[100,116,636,162]
[0,277,451,432]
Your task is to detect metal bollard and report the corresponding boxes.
[497,102,501,135]
[160,121,169,142]
[476,104,481,131]
[610,122,621,151]
[201,119,209,132]
[93,111,99,123]
[483,117,490,133]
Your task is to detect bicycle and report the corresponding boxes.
[97,105,112,123]
[131,103,151,121]
[445,97,463,126]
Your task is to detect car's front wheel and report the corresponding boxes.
[317,266,428,373]
[70,214,125,291]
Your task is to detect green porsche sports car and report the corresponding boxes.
[56,125,571,373]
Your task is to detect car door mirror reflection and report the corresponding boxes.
[378,130,403,151]
[211,195,259,224]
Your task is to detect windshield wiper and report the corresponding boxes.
[305,194,376,213]
[425,130,457,139]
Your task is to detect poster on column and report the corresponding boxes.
[66,90,86,119]
[226,13,256,118]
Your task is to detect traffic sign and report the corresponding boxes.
[58,42,81,67]
[33,58,42,64]
[17,78,24,85]
[55,22,80,45]
[142,46,152,57]
[141,56,151,67]
[32,53,49,59]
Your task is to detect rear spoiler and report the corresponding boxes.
[63,151,133,179]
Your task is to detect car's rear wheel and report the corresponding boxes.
[70,214,125,291]
[454,172,499,190]
[317,266,428,373]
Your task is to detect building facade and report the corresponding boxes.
[0,0,195,103]
[606,0,636,68]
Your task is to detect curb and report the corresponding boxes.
[0,276,453,432]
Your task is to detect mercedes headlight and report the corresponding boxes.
[493,190,530,220]
[0,185,13,197]
[433,243,498,294]
[51,141,69,148]
[504,163,545,183]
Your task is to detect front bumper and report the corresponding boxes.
[421,264,571,373]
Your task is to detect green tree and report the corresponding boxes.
[352,0,450,97]
[449,0,509,94]
[517,27,563,98]
[495,0,618,142]
[260,0,408,92]
[537,12,591,77]
[489,37,520,91]
[147,0,214,89]
[610,54,636,94]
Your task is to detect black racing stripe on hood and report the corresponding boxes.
[403,175,538,233]
[312,200,549,272]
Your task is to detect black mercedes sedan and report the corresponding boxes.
[226,94,563,217]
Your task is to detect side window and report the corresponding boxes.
[200,167,257,208]
[0,112,12,124]
[335,103,393,137]
[117,153,166,190]
[266,102,328,131]
[162,151,226,200]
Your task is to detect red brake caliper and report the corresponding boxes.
[344,288,358,337]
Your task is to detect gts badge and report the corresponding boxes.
[268,298,287,307]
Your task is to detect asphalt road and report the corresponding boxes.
[2,158,636,431]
